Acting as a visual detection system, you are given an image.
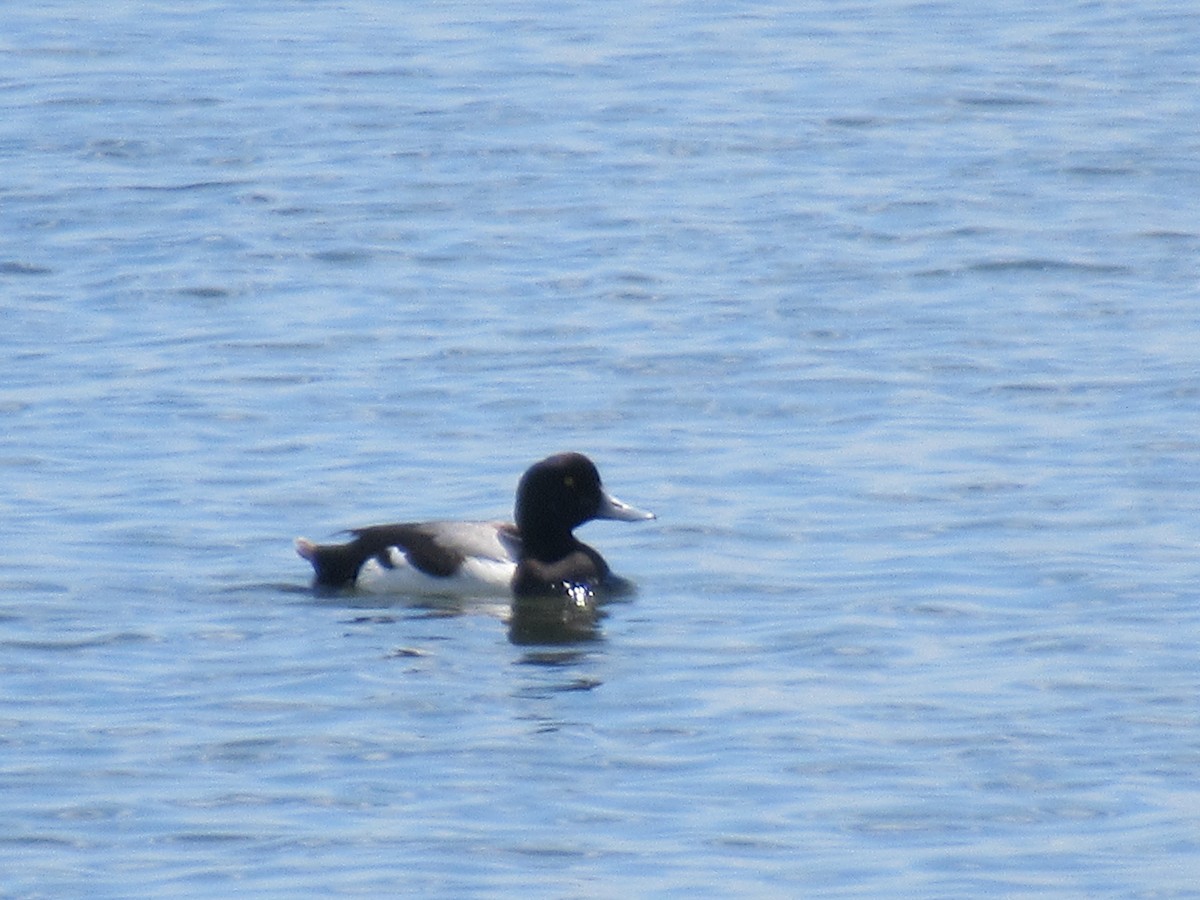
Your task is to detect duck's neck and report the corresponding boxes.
[517,521,577,562]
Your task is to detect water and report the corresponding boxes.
[3,1,1200,895]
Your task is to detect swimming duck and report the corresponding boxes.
[295,452,654,598]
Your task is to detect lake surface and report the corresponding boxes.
[4,1,1200,896]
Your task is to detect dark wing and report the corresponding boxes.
[348,523,466,578]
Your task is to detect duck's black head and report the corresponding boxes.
[514,452,652,557]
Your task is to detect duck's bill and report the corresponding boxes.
[596,490,656,522]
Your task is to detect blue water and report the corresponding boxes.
[4,1,1200,895]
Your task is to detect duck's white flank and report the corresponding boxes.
[354,549,515,596]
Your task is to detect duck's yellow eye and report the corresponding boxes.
[564,475,575,489]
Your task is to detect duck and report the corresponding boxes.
[295,452,654,599]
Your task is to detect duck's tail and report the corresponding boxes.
[295,536,363,589]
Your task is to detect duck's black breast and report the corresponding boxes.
[510,542,610,598]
